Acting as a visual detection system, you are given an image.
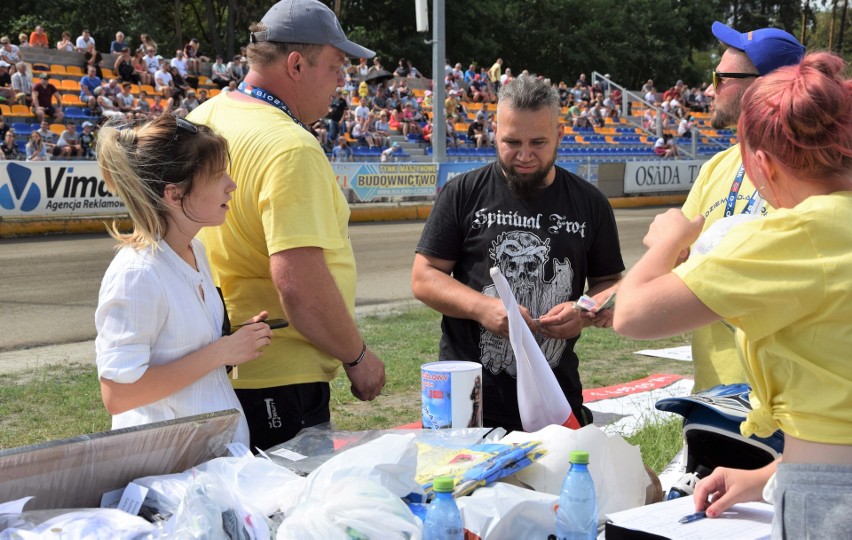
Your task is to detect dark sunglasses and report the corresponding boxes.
[712,71,759,90]
[154,117,198,194]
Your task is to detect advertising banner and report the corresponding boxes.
[623,160,706,194]
[1,161,125,217]
[345,163,438,202]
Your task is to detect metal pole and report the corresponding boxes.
[691,126,697,157]
[431,0,446,163]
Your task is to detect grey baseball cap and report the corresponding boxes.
[250,0,374,59]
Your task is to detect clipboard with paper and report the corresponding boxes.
[489,266,581,432]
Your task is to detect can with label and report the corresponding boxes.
[421,361,483,429]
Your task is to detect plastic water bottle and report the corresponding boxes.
[556,450,598,540]
[423,476,463,540]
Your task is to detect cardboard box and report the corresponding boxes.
[0,410,240,510]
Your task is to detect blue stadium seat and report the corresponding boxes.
[12,122,34,135]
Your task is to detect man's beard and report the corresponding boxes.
[499,151,557,199]
[710,87,746,130]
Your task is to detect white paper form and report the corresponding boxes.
[606,495,772,539]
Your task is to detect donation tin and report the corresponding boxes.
[421,361,483,429]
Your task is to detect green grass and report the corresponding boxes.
[0,306,689,472]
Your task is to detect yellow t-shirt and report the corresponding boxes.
[682,144,772,391]
[675,192,852,444]
[188,94,355,389]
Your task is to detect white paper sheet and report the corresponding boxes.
[606,496,772,539]
[634,345,693,362]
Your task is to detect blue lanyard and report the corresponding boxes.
[237,81,307,131]
[724,164,762,217]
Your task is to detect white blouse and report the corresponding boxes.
[95,238,249,445]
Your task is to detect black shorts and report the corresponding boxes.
[235,382,331,452]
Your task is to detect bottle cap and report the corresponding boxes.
[569,450,590,464]
[433,476,455,492]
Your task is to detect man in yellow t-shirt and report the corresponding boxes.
[681,21,804,392]
[188,0,385,451]
[488,58,503,86]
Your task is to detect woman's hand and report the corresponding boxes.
[643,209,704,255]
[217,311,273,366]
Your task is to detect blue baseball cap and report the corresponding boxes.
[712,21,805,75]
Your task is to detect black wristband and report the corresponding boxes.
[343,342,367,369]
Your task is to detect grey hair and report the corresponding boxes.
[497,74,560,115]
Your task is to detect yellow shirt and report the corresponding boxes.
[675,193,852,443]
[188,95,356,389]
[682,144,771,391]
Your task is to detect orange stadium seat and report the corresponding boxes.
[61,94,84,107]
[11,104,35,117]
[101,68,116,79]
[130,84,141,94]
[0,104,12,116]
[207,88,220,97]
[60,79,80,92]
[140,84,156,95]
[65,65,83,76]
[49,64,67,76]
[49,123,64,135]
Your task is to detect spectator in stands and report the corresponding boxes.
[84,41,104,79]
[641,78,654,95]
[29,26,49,48]
[169,66,191,99]
[331,137,352,162]
[356,57,369,81]
[85,91,102,117]
[115,81,136,114]
[110,32,127,54]
[588,100,604,127]
[32,74,63,123]
[96,86,123,118]
[488,58,503,88]
[79,121,95,158]
[26,130,48,161]
[464,63,478,84]
[17,34,29,49]
[79,65,102,103]
[643,84,657,104]
[677,115,694,138]
[372,110,391,146]
[131,50,152,86]
[468,112,489,148]
[0,37,23,69]
[226,55,245,83]
[143,47,160,78]
[149,94,164,117]
[180,89,200,115]
[170,49,189,79]
[76,29,95,53]
[137,34,157,55]
[500,67,513,86]
[197,88,209,106]
[0,113,6,140]
[368,56,384,75]
[354,97,370,123]
[155,62,174,98]
[220,80,237,95]
[351,116,372,147]
[35,120,55,146]
[184,39,208,74]
[56,31,74,52]
[102,78,120,98]
[0,61,13,102]
[1,129,21,160]
[654,133,679,158]
[54,121,83,157]
[210,55,230,88]
[134,90,151,117]
[325,87,348,143]
[402,102,423,138]
[310,120,329,149]
[394,58,411,78]
[381,141,401,162]
[115,46,139,84]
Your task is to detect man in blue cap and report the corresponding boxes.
[189,0,386,451]
[680,22,805,393]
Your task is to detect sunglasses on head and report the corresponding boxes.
[712,71,759,90]
[154,117,198,192]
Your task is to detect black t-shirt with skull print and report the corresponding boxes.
[416,162,625,431]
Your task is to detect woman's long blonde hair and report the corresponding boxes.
[96,115,229,249]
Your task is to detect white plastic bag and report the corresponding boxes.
[489,267,579,431]
[455,482,558,540]
[277,477,421,540]
[501,424,646,520]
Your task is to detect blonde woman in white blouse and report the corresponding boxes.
[94,114,273,446]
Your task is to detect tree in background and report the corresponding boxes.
[0,0,846,90]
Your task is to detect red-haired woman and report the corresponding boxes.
[614,52,852,537]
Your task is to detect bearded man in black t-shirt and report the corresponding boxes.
[326,87,349,143]
[412,75,625,432]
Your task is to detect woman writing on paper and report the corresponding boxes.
[613,52,852,537]
[95,115,273,446]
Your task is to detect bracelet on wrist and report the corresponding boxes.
[343,342,367,369]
